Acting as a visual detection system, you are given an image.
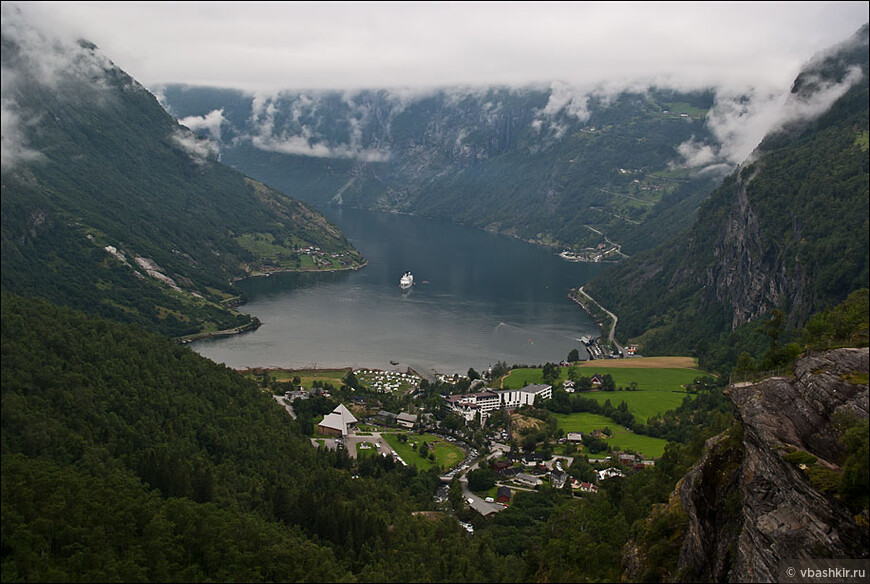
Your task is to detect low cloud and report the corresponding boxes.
[247,92,391,162]
[171,128,218,165]
[179,108,226,141]
[1,4,114,92]
[530,81,593,140]
[1,3,118,169]
[676,64,864,172]
[676,138,719,169]
[540,81,592,122]
[1,96,45,169]
[251,132,390,162]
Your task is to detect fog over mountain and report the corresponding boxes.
[5,1,867,177]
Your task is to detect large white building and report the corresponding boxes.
[446,384,552,422]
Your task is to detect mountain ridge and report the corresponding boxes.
[584,23,869,370]
[0,11,365,337]
[157,83,726,256]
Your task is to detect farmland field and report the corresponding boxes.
[241,367,350,388]
[579,388,692,422]
[576,356,697,368]
[553,412,669,458]
[502,359,710,421]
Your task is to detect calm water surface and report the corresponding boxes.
[192,208,607,376]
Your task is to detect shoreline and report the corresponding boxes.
[179,260,368,344]
[177,317,261,344]
[568,286,623,356]
[233,259,368,282]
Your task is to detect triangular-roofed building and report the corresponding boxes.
[317,403,359,436]
[334,403,358,424]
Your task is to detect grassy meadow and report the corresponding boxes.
[381,433,465,472]
[553,412,669,458]
[502,357,709,422]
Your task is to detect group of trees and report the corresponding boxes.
[4,278,864,582]
[545,389,637,430]
[0,294,505,582]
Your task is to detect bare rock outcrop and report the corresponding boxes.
[641,348,869,583]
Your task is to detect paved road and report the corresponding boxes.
[459,474,505,516]
[578,286,623,355]
[272,395,296,419]
[344,432,391,460]
[455,446,508,516]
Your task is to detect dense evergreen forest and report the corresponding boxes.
[1,293,735,581]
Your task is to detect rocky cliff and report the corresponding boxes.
[636,348,869,582]
[584,25,869,366]
[702,168,805,331]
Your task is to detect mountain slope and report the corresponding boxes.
[0,10,364,337]
[2,293,523,582]
[158,83,725,255]
[584,24,869,369]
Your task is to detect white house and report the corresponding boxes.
[597,467,625,481]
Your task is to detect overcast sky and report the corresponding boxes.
[10,1,869,95]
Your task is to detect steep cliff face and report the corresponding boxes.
[703,169,804,330]
[669,348,869,583]
[585,25,868,364]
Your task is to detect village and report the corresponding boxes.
[558,244,622,264]
[267,359,672,526]
[298,396,651,525]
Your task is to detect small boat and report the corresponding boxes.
[399,271,414,290]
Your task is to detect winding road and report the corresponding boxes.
[578,286,623,355]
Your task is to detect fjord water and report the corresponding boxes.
[192,207,606,376]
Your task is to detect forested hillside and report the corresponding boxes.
[1,293,739,582]
[0,14,364,337]
[0,293,493,581]
[158,84,724,255]
[3,8,867,582]
[585,24,870,371]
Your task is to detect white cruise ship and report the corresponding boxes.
[399,272,414,290]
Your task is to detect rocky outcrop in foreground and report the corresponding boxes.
[630,348,869,582]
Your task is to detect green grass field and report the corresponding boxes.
[503,365,702,421]
[243,368,350,389]
[381,433,465,472]
[552,412,618,432]
[356,442,377,458]
[553,412,669,458]
[580,388,692,422]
